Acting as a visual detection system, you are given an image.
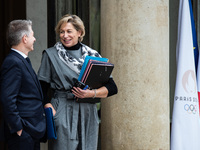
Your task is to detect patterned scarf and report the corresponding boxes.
[55,42,100,75]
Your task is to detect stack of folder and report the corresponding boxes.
[77,56,114,103]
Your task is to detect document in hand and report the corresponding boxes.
[44,107,57,139]
[78,56,109,81]
[77,56,114,103]
[81,60,114,89]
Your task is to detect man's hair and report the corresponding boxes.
[6,20,32,47]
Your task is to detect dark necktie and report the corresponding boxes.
[26,57,32,67]
[26,57,40,81]
[25,57,42,95]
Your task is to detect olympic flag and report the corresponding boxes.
[171,0,200,150]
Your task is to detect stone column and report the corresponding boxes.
[101,0,169,149]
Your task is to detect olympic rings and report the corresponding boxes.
[184,104,197,114]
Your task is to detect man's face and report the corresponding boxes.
[25,27,36,52]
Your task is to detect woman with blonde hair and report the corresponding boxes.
[38,14,117,150]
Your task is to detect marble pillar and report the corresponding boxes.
[101,0,169,149]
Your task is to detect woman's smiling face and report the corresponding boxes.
[59,22,81,48]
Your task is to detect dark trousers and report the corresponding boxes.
[6,130,40,150]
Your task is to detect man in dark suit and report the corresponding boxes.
[0,20,46,150]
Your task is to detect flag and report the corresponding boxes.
[171,0,200,149]
[188,0,199,72]
[191,0,200,116]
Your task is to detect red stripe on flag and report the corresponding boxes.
[198,92,200,115]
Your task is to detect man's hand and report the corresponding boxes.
[17,129,23,136]
[44,103,56,116]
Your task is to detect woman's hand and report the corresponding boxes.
[71,86,109,99]
[44,103,56,116]
[71,87,94,99]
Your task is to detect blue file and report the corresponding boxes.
[78,56,108,81]
[77,60,114,103]
[44,107,57,139]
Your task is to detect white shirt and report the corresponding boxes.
[11,48,27,58]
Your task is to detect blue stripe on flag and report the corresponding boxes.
[189,0,199,73]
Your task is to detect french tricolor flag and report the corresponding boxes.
[171,0,200,150]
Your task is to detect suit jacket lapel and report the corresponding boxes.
[10,51,43,99]
[22,58,43,97]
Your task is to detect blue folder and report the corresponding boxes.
[77,60,114,103]
[44,107,57,139]
[78,56,108,81]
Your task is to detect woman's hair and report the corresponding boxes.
[6,20,32,47]
[55,14,85,42]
